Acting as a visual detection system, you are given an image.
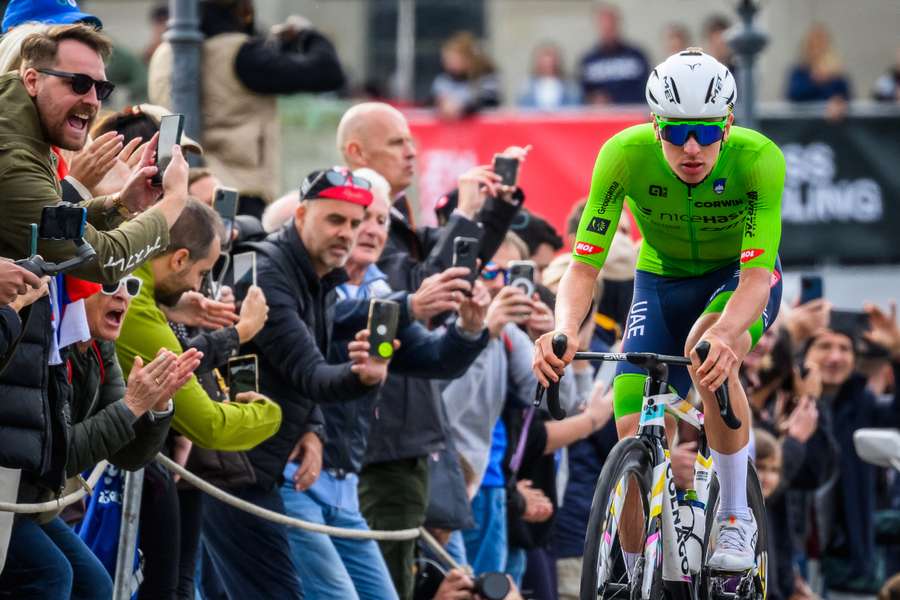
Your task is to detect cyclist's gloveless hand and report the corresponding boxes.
[691,328,738,392]
[532,329,578,388]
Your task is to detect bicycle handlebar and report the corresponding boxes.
[535,334,741,429]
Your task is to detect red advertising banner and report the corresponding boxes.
[406,111,646,234]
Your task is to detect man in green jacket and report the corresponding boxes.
[0,24,188,282]
[116,199,282,451]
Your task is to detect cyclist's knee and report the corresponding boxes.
[684,312,721,357]
[615,413,639,439]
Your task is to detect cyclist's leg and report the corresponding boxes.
[684,261,783,570]
[612,271,702,558]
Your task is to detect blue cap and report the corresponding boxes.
[3,0,103,34]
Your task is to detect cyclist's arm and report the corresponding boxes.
[558,138,629,336]
[708,142,785,342]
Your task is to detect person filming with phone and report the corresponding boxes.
[0,24,191,285]
[200,167,395,600]
[276,168,490,600]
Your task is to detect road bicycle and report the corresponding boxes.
[537,334,767,600]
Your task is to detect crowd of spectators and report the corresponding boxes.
[0,1,898,600]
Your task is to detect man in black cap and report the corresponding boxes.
[201,168,395,599]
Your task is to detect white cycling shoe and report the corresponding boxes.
[707,511,758,572]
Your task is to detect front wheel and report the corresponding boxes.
[580,437,660,600]
[702,461,768,600]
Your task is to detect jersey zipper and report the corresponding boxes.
[686,184,698,273]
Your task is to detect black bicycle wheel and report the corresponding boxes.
[702,460,769,600]
[580,437,661,600]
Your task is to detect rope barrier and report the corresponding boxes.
[0,460,107,514]
[156,454,421,541]
[155,454,463,570]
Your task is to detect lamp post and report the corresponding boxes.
[166,0,203,165]
[727,0,768,129]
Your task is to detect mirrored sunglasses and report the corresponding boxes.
[656,116,726,146]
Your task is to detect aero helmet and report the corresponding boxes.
[645,48,736,118]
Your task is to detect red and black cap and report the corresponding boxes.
[300,167,373,207]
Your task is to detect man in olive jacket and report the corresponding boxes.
[0,25,189,483]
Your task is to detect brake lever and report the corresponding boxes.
[693,340,741,430]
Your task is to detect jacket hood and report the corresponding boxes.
[0,72,49,155]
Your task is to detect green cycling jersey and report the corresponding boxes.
[573,123,785,277]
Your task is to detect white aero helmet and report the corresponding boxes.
[645,48,736,119]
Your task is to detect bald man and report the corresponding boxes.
[336,102,522,293]
[337,103,525,598]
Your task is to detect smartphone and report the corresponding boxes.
[227,354,258,400]
[152,113,185,186]
[231,251,256,293]
[799,275,823,305]
[829,310,870,338]
[507,260,536,297]
[493,155,520,187]
[452,236,480,285]
[213,187,240,252]
[367,299,400,359]
[39,205,87,240]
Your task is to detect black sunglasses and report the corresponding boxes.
[37,68,115,101]
[101,276,142,298]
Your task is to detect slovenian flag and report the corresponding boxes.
[48,275,101,365]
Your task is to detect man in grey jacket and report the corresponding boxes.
[0,275,201,598]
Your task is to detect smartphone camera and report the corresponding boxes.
[152,113,185,187]
[452,236,480,286]
[213,187,240,253]
[367,299,400,359]
[492,155,520,187]
[507,260,536,297]
[227,354,258,401]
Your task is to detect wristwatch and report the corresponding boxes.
[147,399,174,422]
[111,194,133,219]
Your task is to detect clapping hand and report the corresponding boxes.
[124,348,202,417]
[68,131,124,192]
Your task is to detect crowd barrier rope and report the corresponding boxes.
[0,460,107,514]
[155,454,463,570]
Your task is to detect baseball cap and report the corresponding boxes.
[300,168,373,207]
[3,0,103,33]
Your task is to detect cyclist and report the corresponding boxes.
[533,48,784,573]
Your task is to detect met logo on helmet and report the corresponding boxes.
[740,248,764,263]
[575,241,604,256]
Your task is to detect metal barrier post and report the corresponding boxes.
[112,468,144,600]
[166,0,203,166]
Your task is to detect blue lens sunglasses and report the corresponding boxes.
[656,116,727,146]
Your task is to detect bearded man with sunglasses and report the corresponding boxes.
[534,49,785,572]
[0,24,190,285]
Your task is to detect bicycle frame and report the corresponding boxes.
[594,358,713,599]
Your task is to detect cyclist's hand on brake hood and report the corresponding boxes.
[532,329,578,388]
[691,328,738,392]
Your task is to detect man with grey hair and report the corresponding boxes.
[337,102,528,597]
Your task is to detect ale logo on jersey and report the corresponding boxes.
[575,241,604,256]
[713,178,726,194]
[740,248,764,263]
